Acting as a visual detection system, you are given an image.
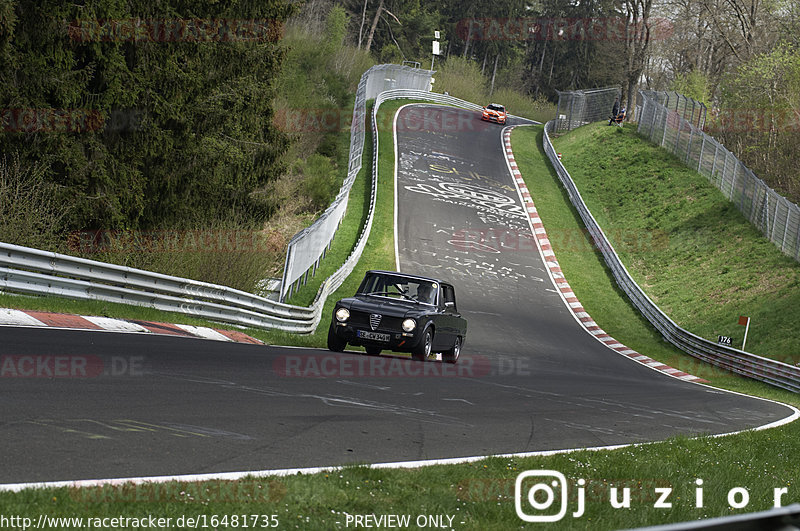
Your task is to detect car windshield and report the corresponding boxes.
[487,104,504,112]
[358,273,437,305]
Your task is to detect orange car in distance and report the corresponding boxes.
[481,103,507,124]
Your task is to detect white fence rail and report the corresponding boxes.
[542,119,800,393]
[279,65,434,301]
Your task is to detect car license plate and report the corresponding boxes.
[357,330,390,342]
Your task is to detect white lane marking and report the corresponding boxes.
[394,104,406,273]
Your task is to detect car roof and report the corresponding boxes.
[488,103,504,108]
[365,270,451,286]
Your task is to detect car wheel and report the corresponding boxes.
[327,324,347,352]
[365,346,382,356]
[443,336,461,364]
[412,328,433,362]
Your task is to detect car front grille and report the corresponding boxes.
[369,313,382,330]
[349,311,402,331]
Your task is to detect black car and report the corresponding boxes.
[327,270,467,363]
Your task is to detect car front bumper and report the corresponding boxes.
[482,114,505,123]
[331,322,424,352]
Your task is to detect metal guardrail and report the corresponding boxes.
[280,65,434,302]
[542,119,800,393]
[0,85,490,334]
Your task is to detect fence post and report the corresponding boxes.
[649,98,658,139]
[735,163,745,211]
[781,203,790,252]
[773,197,780,241]
[710,141,719,182]
[721,149,730,196]
[697,134,706,173]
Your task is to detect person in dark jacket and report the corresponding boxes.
[609,97,620,125]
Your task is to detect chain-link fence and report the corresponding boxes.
[553,87,621,133]
[279,64,434,301]
[637,90,706,129]
[637,91,800,262]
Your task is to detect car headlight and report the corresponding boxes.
[402,318,416,332]
[335,308,350,322]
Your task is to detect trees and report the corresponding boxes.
[0,0,294,232]
[622,0,654,114]
[714,43,800,202]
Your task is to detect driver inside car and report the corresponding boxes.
[416,284,435,304]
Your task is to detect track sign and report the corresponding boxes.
[432,40,440,55]
[435,31,440,39]
[717,335,733,346]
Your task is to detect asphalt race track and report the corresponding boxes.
[0,104,793,484]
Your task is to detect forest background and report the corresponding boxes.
[1,0,798,292]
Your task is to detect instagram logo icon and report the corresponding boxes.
[515,470,585,522]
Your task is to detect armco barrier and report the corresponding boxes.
[280,65,434,302]
[0,86,493,334]
[542,119,800,393]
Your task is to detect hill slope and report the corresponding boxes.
[551,123,799,363]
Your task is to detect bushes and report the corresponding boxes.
[0,154,66,252]
[433,56,556,123]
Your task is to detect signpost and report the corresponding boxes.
[431,31,441,72]
[738,315,751,351]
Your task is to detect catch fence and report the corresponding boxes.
[637,91,800,262]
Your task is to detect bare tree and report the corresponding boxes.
[364,0,384,52]
[623,0,654,115]
[358,0,369,48]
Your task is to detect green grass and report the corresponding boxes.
[3,111,800,531]
[548,123,800,364]
[255,99,404,348]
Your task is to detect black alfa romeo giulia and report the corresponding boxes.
[327,270,468,363]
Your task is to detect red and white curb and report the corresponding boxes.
[501,127,708,384]
[0,308,263,345]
